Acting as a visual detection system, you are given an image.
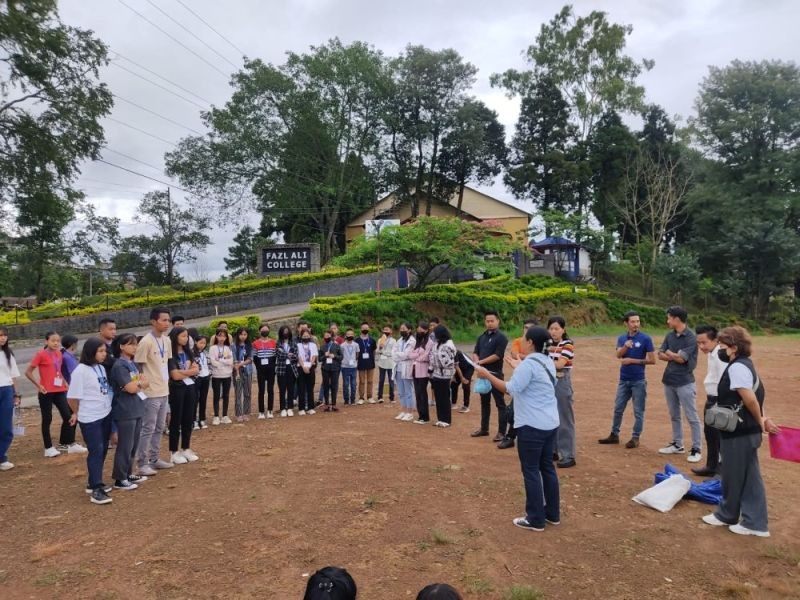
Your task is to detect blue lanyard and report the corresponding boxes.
[178,352,187,370]
[236,345,247,362]
[152,332,165,359]
[361,338,370,350]
[121,358,138,376]
[92,365,109,395]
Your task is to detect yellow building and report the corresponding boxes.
[345,186,531,243]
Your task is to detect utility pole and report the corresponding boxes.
[166,187,172,284]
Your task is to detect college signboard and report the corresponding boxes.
[258,244,320,275]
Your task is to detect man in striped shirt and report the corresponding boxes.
[253,324,277,419]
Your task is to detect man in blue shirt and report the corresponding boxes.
[598,311,655,448]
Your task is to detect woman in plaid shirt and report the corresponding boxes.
[275,326,299,417]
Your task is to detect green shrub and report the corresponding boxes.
[199,315,263,341]
[0,310,30,325]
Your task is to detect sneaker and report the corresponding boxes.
[193,421,200,431]
[44,447,61,458]
[280,410,287,417]
[221,416,232,424]
[331,406,339,412]
[171,452,188,465]
[287,409,294,417]
[85,483,113,494]
[729,523,770,538]
[470,430,489,437]
[598,433,619,445]
[395,412,406,420]
[702,513,729,527]
[138,465,157,477]
[512,517,544,532]
[236,416,244,423]
[376,398,383,404]
[0,461,14,471]
[546,518,561,526]
[625,437,640,449]
[181,449,199,462]
[258,412,266,420]
[458,406,470,413]
[113,479,138,491]
[434,421,451,428]
[687,448,702,463]
[298,410,307,416]
[67,443,88,454]
[402,413,415,421]
[153,459,174,470]
[497,437,515,449]
[356,399,365,405]
[307,409,316,415]
[128,474,148,483]
[201,421,208,429]
[658,442,685,454]
[413,419,428,425]
[90,488,113,505]
[267,411,274,419]
[367,397,376,404]
[557,459,577,469]
[212,417,221,426]
[56,444,69,452]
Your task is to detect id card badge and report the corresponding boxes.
[362,352,370,359]
[262,358,269,366]
[137,391,148,400]
[161,363,169,382]
[326,358,333,364]
[183,377,195,386]
[285,359,291,365]
[53,376,63,387]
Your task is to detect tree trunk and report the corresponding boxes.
[425,128,440,217]
[456,180,466,217]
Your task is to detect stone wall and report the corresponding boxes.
[6,270,398,339]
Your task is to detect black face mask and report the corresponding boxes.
[323,337,331,343]
[260,331,269,337]
[302,337,311,343]
[401,331,410,339]
[361,329,369,335]
[346,335,354,341]
[717,348,731,363]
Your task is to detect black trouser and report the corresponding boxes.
[479,373,507,435]
[322,369,340,405]
[414,376,430,421]
[195,375,210,423]
[168,383,196,452]
[256,363,276,413]
[703,395,721,471]
[38,391,75,448]
[211,377,231,417]
[297,370,316,411]
[278,371,296,411]
[112,417,142,481]
[377,367,394,401]
[431,377,452,424]
[450,380,470,407]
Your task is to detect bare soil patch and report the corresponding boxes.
[1,336,798,599]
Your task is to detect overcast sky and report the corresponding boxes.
[58,0,800,279]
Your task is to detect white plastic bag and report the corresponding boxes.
[632,474,690,513]
[13,406,25,436]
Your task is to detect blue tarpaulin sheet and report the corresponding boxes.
[654,464,722,505]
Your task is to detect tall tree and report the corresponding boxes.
[119,190,210,285]
[438,98,507,216]
[385,46,477,217]
[689,60,800,318]
[166,39,390,262]
[225,225,270,277]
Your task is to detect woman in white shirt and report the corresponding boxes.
[0,327,22,471]
[67,338,114,505]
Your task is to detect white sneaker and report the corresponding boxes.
[0,461,14,471]
[212,416,220,426]
[258,412,266,420]
[413,419,428,425]
[298,410,307,416]
[434,421,451,428]
[221,416,232,424]
[287,409,294,417]
[702,513,728,527]
[192,421,200,431]
[67,443,88,454]
[307,409,316,415]
[458,406,470,413]
[44,447,61,458]
[171,452,188,465]
[729,523,770,537]
[200,421,208,429]
[181,449,199,462]
[658,442,685,454]
[687,448,702,463]
[367,398,376,404]
[356,399,365,405]
[280,410,287,417]
[267,411,274,419]
[395,412,405,420]
[402,413,415,421]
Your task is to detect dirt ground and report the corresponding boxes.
[1,336,798,600]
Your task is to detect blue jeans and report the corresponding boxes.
[611,379,647,438]
[396,377,414,410]
[516,425,560,527]
[0,386,14,463]
[341,368,357,404]
[79,413,112,489]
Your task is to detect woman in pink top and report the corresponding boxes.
[409,320,435,424]
[25,331,87,458]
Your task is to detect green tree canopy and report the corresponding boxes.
[225,225,271,277]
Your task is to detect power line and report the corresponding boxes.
[110,61,207,109]
[112,94,204,134]
[116,0,230,79]
[145,0,238,69]
[96,159,179,189]
[115,52,213,104]
[102,148,165,172]
[174,0,247,58]
[106,116,178,146]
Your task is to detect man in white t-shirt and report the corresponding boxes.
[693,324,726,476]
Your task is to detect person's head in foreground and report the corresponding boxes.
[416,583,463,599]
[303,566,357,600]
